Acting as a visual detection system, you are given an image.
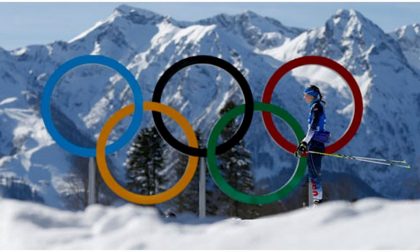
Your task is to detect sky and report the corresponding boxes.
[0,2,419,50]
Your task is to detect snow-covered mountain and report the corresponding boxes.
[261,9,420,197]
[197,10,304,50]
[0,5,419,208]
[391,23,420,71]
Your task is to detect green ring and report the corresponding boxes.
[206,102,307,205]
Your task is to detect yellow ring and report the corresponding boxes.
[96,101,199,205]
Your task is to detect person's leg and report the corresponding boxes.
[307,142,324,203]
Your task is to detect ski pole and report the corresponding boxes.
[310,151,411,168]
[352,158,411,168]
[307,150,404,163]
[321,151,411,168]
[307,150,408,165]
[307,151,411,169]
[325,153,411,168]
[336,155,407,164]
[352,156,408,165]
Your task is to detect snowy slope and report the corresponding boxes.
[0,5,419,208]
[198,10,304,51]
[0,198,419,249]
[391,24,420,71]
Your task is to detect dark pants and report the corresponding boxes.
[307,140,325,201]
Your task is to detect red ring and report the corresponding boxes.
[262,56,363,154]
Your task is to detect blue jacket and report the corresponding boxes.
[308,100,326,132]
[302,99,327,143]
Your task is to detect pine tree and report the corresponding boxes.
[173,130,220,216]
[173,130,200,214]
[125,127,167,197]
[173,152,199,214]
[172,102,257,218]
[217,100,258,218]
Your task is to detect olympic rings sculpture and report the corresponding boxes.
[41,55,363,205]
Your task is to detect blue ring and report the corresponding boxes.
[41,55,143,157]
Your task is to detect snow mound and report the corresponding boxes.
[0,198,419,249]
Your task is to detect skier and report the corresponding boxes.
[295,85,330,205]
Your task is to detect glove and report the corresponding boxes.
[294,141,308,157]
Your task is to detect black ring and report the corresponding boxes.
[152,55,254,157]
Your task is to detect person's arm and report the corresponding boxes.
[302,103,323,143]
